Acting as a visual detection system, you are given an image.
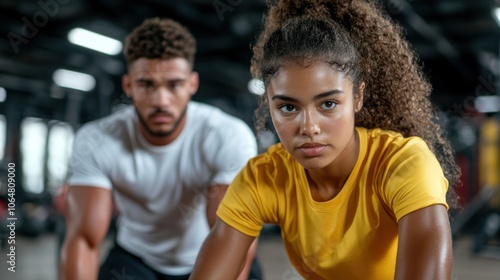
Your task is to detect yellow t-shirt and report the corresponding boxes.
[217,127,449,279]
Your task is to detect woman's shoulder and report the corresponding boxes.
[358,127,438,174]
[359,128,443,190]
[360,127,430,154]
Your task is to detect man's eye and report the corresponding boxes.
[171,82,181,89]
[139,82,154,89]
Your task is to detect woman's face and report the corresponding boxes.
[267,61,363,170]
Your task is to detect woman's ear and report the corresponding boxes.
[355,82,365,113]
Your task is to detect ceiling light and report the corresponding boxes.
[493,8,500,27]
[68,28,122,55]
[248,79,265,95]
[53,69,96,92]
[0,87,6,102]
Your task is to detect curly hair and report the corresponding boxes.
[124,17,196,66]
[252,0,460,206]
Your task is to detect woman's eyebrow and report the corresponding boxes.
[313,89,344,101]
[271,89,344,102]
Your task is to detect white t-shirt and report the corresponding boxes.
[67,101,257,275]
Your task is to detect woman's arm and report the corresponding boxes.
[395,204,452,280]
[190,218,256,280]
[206,185,258,280]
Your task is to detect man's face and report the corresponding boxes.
[123,57,199,144]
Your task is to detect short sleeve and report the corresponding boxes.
[380,139,449,221]
[66,124,113,189]
[204,119,257,186]
[216,161,265,237]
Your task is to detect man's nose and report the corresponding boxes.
[151,87,172,107]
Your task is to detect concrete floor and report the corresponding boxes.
[0,231,499,280]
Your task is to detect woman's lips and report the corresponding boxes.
[298,143,327,157]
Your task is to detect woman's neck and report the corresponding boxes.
[306,129,360,202]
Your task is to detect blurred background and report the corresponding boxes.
[1,0,500,279]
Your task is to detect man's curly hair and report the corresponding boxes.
[252,0,460,206]
[124,17,196,66]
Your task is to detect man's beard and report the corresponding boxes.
[135,106,188,138]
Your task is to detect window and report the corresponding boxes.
[20,118,48,194]
[47,122,74,192]
[0,115,5,162]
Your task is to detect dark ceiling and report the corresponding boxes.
[1,0,499,125]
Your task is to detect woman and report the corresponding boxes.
[190,0,460,279]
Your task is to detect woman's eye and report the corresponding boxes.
[321,101,337,110]
[279,105,296,113]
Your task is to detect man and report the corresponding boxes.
[60,18,260,280]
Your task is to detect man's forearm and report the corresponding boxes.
[60,237,100,280]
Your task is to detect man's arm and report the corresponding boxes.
[395,204,453,280]
[59,186,113,280]
[190,218,256,280]
[206,185,258,280]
